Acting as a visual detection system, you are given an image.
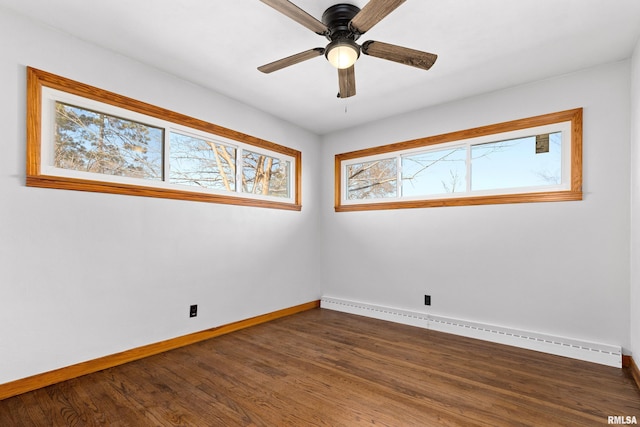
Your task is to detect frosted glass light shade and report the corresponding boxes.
[326,40,360,69]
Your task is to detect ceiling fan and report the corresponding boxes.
[257,0,438,98]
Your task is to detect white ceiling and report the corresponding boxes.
[2,0,640,135]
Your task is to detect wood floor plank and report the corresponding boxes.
[257,315,601,425]
[211,335,467,426]
[303,310,640,401]
[184,335,420,426]
[281,320,627,419]
[0,308,638,426]
[0,392,43,427]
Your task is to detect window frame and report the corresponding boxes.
[27,67,302,211]
[335,109,582,211]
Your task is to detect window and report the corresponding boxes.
[346,158,398,200]
[335,109,582,211]
[27,67,302,211]
[54,102,165,181]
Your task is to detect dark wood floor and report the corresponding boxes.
[1,309,639,426]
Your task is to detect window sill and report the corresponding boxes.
[27,175,302,211]
[335,190,582,212]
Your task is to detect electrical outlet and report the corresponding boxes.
[190,304,198,317]
[424,295,431,306]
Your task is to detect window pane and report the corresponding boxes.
[402,147,467,197]
[242,150,290,198]
[346,158,397,200]
[55,102,163,180]
[169,132,236,191]
[471,132,562,191]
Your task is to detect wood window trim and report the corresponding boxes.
[335,108,583,212]
[26,67,302,211]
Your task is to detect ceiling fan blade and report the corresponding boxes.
[259,0,328,35]
[362,40,437,70]
[349,0,406,34]
[258,48,325,73]
[338,65,356,98]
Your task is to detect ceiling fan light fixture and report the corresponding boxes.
[258,1,437,98]
[325,39,360,69]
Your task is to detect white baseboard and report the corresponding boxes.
[320,296,621,368]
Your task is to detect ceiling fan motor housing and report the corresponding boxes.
[322,4,361,41]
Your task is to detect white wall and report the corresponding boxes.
[321,61,632,352]
[630,38,640,361]
[0,8,322,384]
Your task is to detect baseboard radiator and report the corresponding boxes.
[321,297,622,368]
